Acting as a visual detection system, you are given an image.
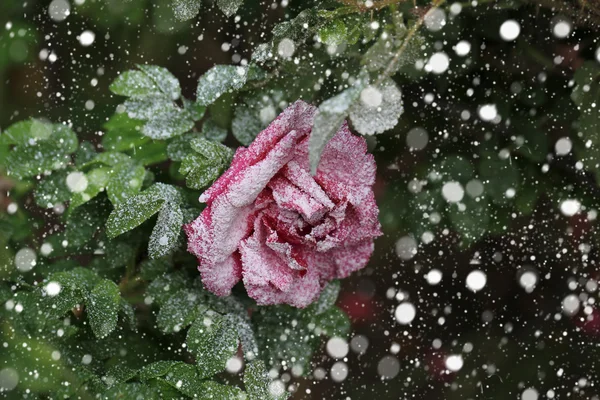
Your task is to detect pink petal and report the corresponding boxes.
[331,240,375,278]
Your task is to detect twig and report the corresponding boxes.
[336,0,408,12]
[376,0,446,84]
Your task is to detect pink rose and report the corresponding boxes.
[184,100,382,308]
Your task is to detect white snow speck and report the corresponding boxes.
[478,104,497,121]
[45,281,62,297]
[466,270,486,292]
[78,30,95,46]
[426,269,443,285]
[562,294,580,316]
[454,40,471,56]
[326,337,349,359]
[15,248,37,272]
[555,137,572,155]
[48,0,70,22]
[66,171,88,193]
[499,20,520,41]
[521,388,539,400]
[277,38,295,58]
[395,236,417,260]
[426,52,450,74]
[442,181,464,203]
[560,199,580,217]
[445,354,464,372]
[395,302,416,325]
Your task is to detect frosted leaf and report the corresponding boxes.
[148,203,183,259]
[232,90,285,145]
[349,78,403,135]
[186,314,239,379]
[225,313,259,358]
[244,361,289,400]
[124,97,175,121]
[202,119,228,142]
[252,43,273,63]
[86,279,120,339]
[137,64,182,101]
[309,85,362,174]
[172,0,202,21]
[106,162,146,205]
[156,289,204,333]
[140,107,195,140]
[2,121,78,178]
[217,0,244,17]
[363,32,426,75]
[196,65,248,106]
[106,183,182,238]
[110,71,164,99]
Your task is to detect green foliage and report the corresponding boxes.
[186,313,239,378]
[0,120,78,178]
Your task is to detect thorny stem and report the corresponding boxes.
[376,0,446,84]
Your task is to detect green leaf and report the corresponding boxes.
[0,118,53,145]
[70,167,112,209]
[140,256,173,280]
[106,162,146,205]
[196,65,248,106]
[110,70,164,99]
[309,88,360,174]
[245,361,289,400]
[232,90,284,145]
[319,19,348,46]
[479,150,520,205]
[2,121,78,178]
[65,197,108,247]
[311,280,341,315]
[102,113,149,152]
[217,0,244,17]
[448,197,490,245]
[198,381,246,400]
[186,313,239,378]
[137,64,181,101]
[312,306,351,337]
[172,0,202,21]
[146,271,190,305]
[157,289,204,333]
[86,279,121,339]
[141,107,195,140]
[148,203,184,259]
[179,138,233,189]
[106,188,165,239]
[202,119,228,142]
[348,78,403,135]
[34,170,71,208]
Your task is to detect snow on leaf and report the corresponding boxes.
[311,280,341,315]
[106,190,165,239]
[186,313,239,379]
[202,119,228,142]
[2,121,78,178]
[309,85,362,174]
[196,65,248,106]
[141,107,195,140]
[172,0,202,21]
[86,279,121,339]
[217,0,244,17]
[137,64,182,101]
[106,161,146,205]
[110,70,164,99]
[157,289,205,333]
[244,361,289,400]
[196,381,246,400]
[123,97,177,121]
[232,90,285,145]
[148,202,184,259]
[34,170,71,209]
[349,78,403,135]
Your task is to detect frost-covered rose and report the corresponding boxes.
[184,100,382,307]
